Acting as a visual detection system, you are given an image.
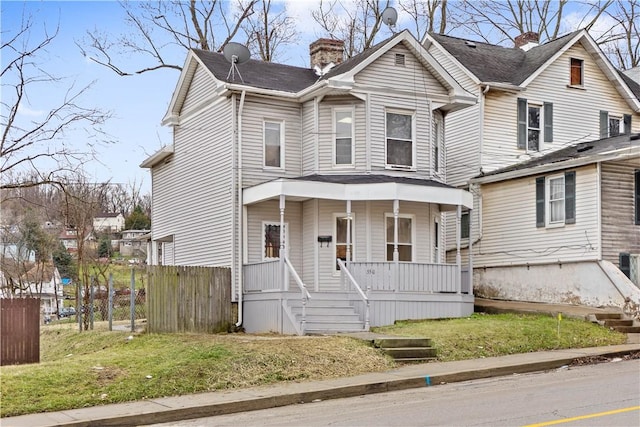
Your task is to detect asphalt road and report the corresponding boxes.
[150,359,640,427]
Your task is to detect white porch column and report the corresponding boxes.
[280,194,286,291]
[346,200,352,265]
[393,199,399,262]
[456,205,462,295]
[468,208,473,295]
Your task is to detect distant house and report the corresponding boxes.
[119,229,150,257]
[142,30,476,334]
[93,213,125,233]
[423,29,640,309]
[58,228,95,253]
[469,133,640,307]
[17,263,63,316]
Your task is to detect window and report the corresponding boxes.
[433,111,443,173]
[385,215,413,261]
[334,109,353,165]
[635,169,640,225]
[517,99,553,151]
[461,211,470,239]
[570,58,583,86]
[335,215,354,270]
[600,111,631,138]
[262,222,287,260]
[433,218,440,263]
[536,171,575,227]
[264,121,283,168]
[386,111,414,168]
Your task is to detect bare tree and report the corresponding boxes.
[1,12,111,191]
[398,0,450,41]
[79,0,259,76]
[243,0,299,62]
[599,0,640,69]
[312,0,392,59]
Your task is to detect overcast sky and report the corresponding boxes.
[1,1,614,195]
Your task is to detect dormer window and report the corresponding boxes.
[570,58,583,86]
[395,53,405,66]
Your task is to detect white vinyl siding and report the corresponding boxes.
[180,63,217,115]
[600,161,640,265]
[240,97,302,186]
[301,101,316,174]
[474,165,600,266]
[152,97,233,267]
[316,98,366,172]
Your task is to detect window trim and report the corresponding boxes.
[385,109,416,170]
[460,211,470,239]
[635,169,640,225]
[384,213,415,262]
[518,98,552,151]
[332,107,355,167]
[333,213,355,273]
[546,174,566,226]
[261,221,288,261]
[263,120,284,169]
[433,111,444,174]
[536,171,575,228]
[569,58,584,87]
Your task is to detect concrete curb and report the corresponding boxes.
[4,344,639,427]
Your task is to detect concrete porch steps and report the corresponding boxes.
[286,292,367,334]
[374,338,437,362]
[591,313,640,334]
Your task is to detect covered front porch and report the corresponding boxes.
[239,175,474,335]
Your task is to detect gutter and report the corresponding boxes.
[236,90,246,328]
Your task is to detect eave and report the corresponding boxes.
[140,146,174,169]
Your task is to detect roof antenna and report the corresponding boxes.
[381,6,398,32]
[223,42,251,83]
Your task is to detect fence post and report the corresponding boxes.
[130,267,135,332]
[108,273,113,331]
[89,276,95,330]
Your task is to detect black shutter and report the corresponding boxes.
[536,177,545,227]
[619,253,631,278]
[635,169,640,225]
[599,110,608,138]
[544,102,553,142]
[623,114,632,135]
[517,98,527,149]
[565,171,575,224]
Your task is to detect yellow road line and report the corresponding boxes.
[523,406,640,427]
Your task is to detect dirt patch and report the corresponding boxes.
[91,366,127,386]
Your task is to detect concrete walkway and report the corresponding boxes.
[4,299,640,427]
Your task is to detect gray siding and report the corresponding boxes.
[180,63,216,115]
[301,100,316,175]
[601,161,640,266]
[152,97,233,267]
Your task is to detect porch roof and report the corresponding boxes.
[243,174,473,210]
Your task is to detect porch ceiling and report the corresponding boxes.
[243,175,473,210]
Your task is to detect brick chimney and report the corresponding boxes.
[310,38,345,70]
[514,32,539,51]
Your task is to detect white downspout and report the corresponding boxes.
[236,90,246,327]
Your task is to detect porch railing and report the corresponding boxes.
[337,259,370,330]
[284,256,311,335]
[347,262,462,293]
[243,260,280,292]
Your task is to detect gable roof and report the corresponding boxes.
[161,30,475,125]
[425,30,640,111]
[471,133,640,184]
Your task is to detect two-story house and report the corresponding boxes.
[93,212,125,233]
[142,30,477,334]
[423,30,640,308]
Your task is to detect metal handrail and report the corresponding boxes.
[284,256,311,335]
[337,258,370,330]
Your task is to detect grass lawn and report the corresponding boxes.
[0,313,627,417]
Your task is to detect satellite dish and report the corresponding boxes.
[223,42,250,82]
[381,7,398,27]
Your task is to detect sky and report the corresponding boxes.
[1,1,621,195]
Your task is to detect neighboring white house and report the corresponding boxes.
[423,29,640,309]
[142,30,477,334]
[469,133,640,308]
[93,213,125,233]
[17,263,63,317]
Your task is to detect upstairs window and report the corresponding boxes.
[386,111,414,168]
[518,98,553,151]
[264,120,283,168]
[334,109,353,166]
[570,58,583,86]
[600,111,631,138]
[433,111,444,173]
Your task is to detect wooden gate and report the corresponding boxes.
[1,298,40,365]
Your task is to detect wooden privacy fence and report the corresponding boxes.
[1,298,40,365]
[147,266,232,333]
